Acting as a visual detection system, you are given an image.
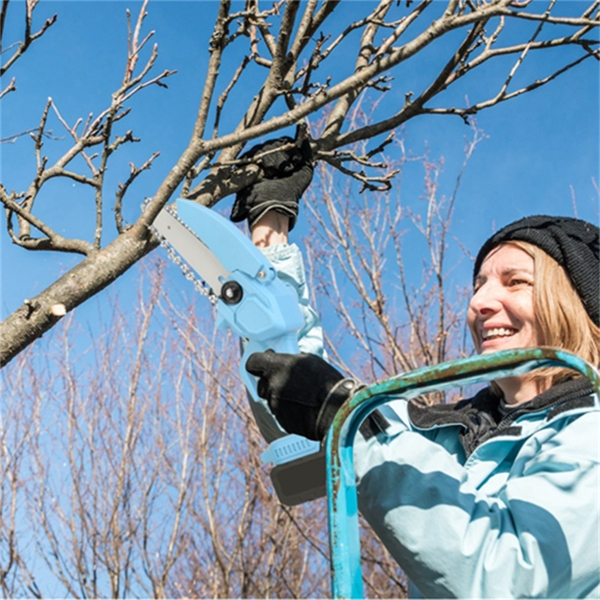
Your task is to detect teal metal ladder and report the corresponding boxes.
[325,347,600,599]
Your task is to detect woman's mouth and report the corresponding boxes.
[481,327,518,341]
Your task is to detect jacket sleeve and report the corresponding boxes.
[354,400,600,598]
[261,243,326,358]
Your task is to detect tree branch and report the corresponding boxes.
[0,0,57,78]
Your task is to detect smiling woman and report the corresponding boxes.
[471,217,600,405]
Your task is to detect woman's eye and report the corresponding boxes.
[510,278,532,287]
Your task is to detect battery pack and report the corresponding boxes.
[269,450,327,506]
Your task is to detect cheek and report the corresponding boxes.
[511,295,539,342]
[514,294,536,325]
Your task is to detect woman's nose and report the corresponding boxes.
[469,281,503,316]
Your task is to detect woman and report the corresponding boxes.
[233,139,600,598]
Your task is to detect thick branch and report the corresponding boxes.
[0,223,157,367]
[322,0,396,141]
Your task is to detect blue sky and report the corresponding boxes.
[1,0,599,326]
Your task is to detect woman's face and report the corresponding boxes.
[468,244,540,354]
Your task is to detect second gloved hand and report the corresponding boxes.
[245,351,360,441]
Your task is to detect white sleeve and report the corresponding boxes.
[261,243,326,358]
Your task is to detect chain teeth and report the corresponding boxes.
[144,199,218,305]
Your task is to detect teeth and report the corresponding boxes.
[482,327,516,340]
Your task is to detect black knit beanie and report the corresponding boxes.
[473,215,600,326]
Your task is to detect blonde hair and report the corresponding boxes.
[495,240,600,389]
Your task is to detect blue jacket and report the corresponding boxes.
[268,243,600,598]
[354,382,600,598]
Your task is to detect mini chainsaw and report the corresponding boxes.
[153,198,326,505]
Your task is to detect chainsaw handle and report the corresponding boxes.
[214,267,306,441]
[241,334,324,506]
[240,334,300,442]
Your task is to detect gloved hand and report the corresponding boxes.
[231,136,313,231]
[245,351,361,441]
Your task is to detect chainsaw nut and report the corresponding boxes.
[221,281,244,305]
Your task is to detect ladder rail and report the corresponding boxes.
[325,347,600,599]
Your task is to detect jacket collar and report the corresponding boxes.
[407,378,596,457]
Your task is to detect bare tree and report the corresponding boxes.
[1,0,598,366]
[0,260,335,597]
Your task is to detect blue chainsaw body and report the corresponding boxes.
[175,199,319,454]
[177,199,303,343]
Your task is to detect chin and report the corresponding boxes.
[480,340,523,354]
[474,332,537,355]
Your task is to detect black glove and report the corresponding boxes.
[231,136,313,231]
[246,351,361,441]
